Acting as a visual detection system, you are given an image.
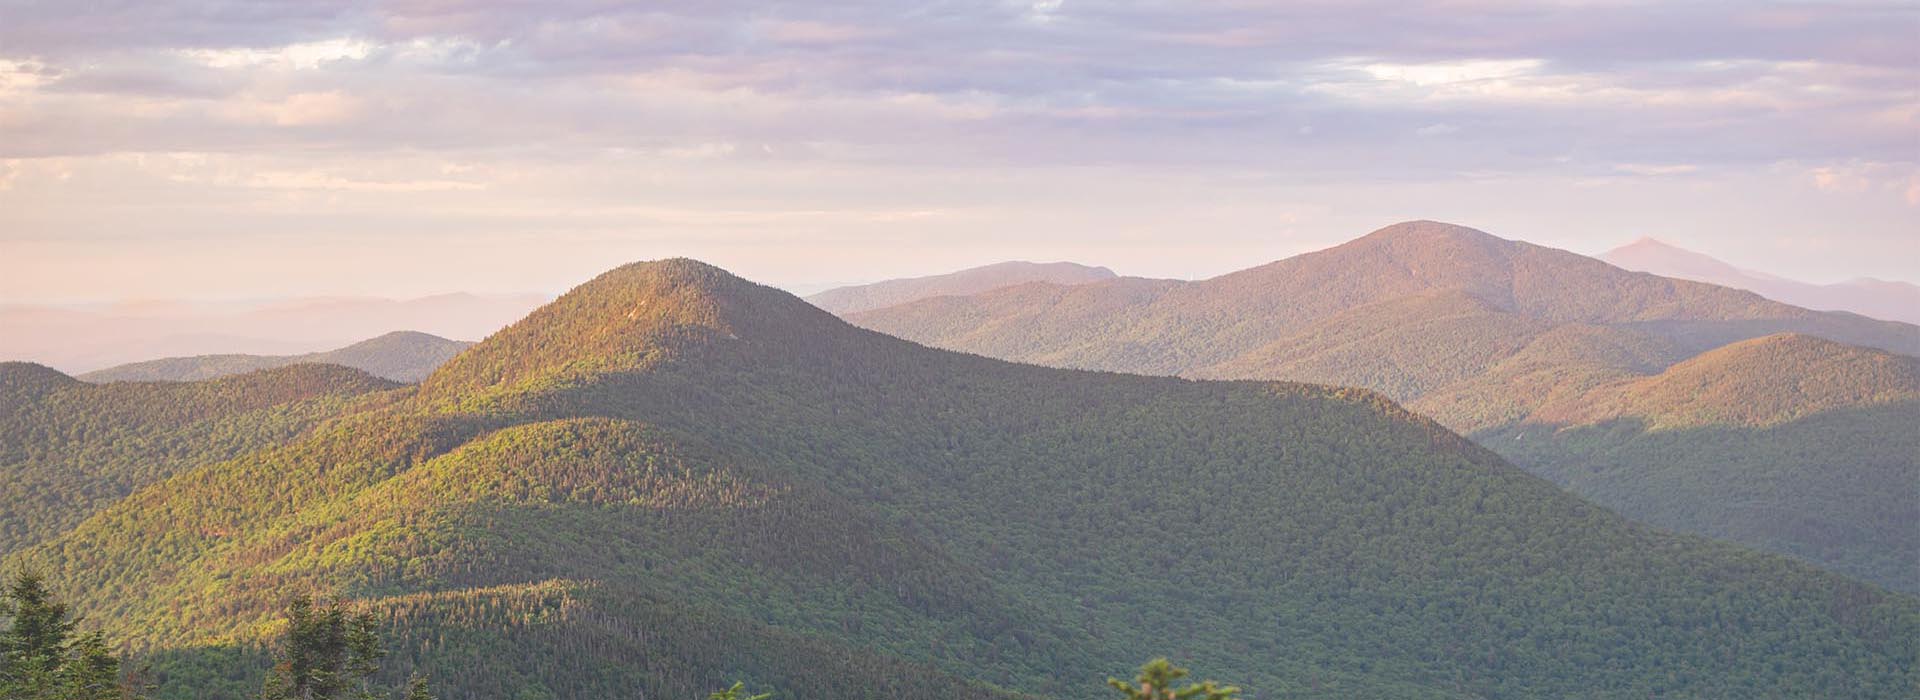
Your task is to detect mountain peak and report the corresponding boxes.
[0,361,80,402]
[1358,220,1506,245]
[1600,236,1749,278]
[357,329,458,344]
[1617,236,1677,250]
[567,258,828,338]
[422,258,840,397]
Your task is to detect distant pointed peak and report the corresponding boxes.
[1607,236,1692,254]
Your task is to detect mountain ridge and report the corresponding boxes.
[81,330,472,383]
[10,258,1916,698]
[1601,237,1920,325]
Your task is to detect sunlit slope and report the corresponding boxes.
[0,362,400,555]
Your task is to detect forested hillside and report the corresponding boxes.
[6,260,1915,699]
[1481,334,1920,592]
[0,362,401,555]
[843,221,1920,592]
[81,331,472,383]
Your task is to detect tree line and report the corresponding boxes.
[4,572,1235,700]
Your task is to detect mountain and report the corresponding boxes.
[0,292,547,373]
[80,331,472,383]
[7,259,1916,699]
[1601,237,1920,325]
[850,221,1919,373]
[843,221,1920,590]
[1485,334,1920,592]
[0,362,401,556]
[805,261,1117,314]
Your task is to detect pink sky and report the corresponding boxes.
[3,1,1916,301]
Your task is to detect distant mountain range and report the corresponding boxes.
[805,261,1116,314]
[6,258,1912,698]
[81,331,471,383]
[845,220,1920,591]
[0,292,547,373]
[1601,237,1920,325]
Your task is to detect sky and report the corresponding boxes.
[1,0,1916,301]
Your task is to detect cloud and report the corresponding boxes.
[1615,163,1699,176]
[180,37,373,70]
[753,20,886,45]
[0,59,54,98]
[0,2,1910,175]
[1,1,1917,294]
[242,169,484,192]
[1803,161,1920,206]
[216,90,365,126]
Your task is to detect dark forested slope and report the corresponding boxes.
[8,261,1917,699]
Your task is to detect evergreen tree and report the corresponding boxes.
[1107,659,1238,700]
[259,596,387,700]
[0,571,137,700]
[59,632,123,700]
[402,676,434,700]
[2,571,78,695]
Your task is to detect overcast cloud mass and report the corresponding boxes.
[1,0,1915,300]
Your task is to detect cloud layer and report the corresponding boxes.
[2,1,1916,298]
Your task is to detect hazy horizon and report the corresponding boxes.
[4,2,1917,303]
[7,224,1916,306]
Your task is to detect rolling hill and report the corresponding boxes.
[805,261,1117,314]
[1480,334,1920,592]
[1602,237,1920,325]
[5,259,1915,699]
[80,331,473,383]
[0,362,402,556]
[842,221,1920,591]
